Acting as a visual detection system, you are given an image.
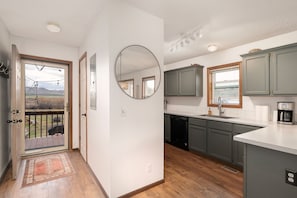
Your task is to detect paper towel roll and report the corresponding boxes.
[272,110,278,123]
[255,105,270,121]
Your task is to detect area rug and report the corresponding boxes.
[22,152,75,187]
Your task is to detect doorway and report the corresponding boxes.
[79,52,88,162]
[21,55,72,155]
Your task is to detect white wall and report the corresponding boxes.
[79,1,164,197]
[0,18,11,178]
[79,4,111,194]
[11,36,80,148]
[165,31,297,121]
[109,2,163,197]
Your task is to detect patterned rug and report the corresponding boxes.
[22,152,74,187]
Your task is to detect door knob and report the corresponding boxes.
[7,120,13,123]
[17,119,23,123]
[81,113,87,117]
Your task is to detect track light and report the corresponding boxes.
[169,27,203,53]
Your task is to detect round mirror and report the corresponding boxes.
[115,45,161,99]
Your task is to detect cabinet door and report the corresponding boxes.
[164,114,171,142]
[178,67,197,96]
[164,70,179,96]
[233,132,244,166]
[189,125,207,153]
[233,124,261,166]
[270,46,297,95]
[208,128,232,162]
[242,53,270,95]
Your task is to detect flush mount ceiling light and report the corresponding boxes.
[169,27,203,53]
[207,44,218,52]
[46,23,61,33]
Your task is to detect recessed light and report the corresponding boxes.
[207,44,218,52]
[46,23,61,33]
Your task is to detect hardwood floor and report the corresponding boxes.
[0,144,243,198]
[132,144,243,198]
[0,151,105,198]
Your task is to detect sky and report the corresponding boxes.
[25,64,65,90]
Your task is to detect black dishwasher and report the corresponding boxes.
[170,115,189,150]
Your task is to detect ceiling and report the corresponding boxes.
[1,0,297,64]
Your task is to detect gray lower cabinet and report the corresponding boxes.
[207,121,233,162]
[188,118,207,153]
[164,114,171,142]
[232,124,261,166]
[166,114,262,167]
[245,144,297,198]
[164,64,203,96]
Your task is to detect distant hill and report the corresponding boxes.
[26,87,64,96]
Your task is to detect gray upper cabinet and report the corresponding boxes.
[270,46,297,95]
[164,70,179,96]
[164,64,203,96]
[242,53,270,95]
[242,43,297,96]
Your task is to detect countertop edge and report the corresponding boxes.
[234,135,297,156]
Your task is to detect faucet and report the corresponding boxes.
[218,96,224,116]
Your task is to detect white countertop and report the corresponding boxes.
[165,110,297,156]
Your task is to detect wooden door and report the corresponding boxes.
[79,53,87,162]
[10,44,23,179]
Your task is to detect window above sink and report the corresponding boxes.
[207,62,242,108]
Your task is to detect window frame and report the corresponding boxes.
[118,79,134,97]
[207,62,242,108]
[142,76,155,99]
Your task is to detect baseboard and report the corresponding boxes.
[0,160,11,184]
[119,179,165,198]
[85,162,109,198]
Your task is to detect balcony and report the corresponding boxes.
[25,110,65,150]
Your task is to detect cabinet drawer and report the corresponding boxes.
[208,120,232,131]
[189,118,207,127]
[233,124,261,134]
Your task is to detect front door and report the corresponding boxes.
[9,44,23,179]
[79,53,87,161]
[23,59,69,154]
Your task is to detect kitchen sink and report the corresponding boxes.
[199,114,235,119]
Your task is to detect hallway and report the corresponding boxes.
[0,144,243,198]
[0,151,105,198]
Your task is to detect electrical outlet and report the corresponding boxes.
[285,169,297,186]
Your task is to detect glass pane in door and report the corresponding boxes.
[24,63,67,151]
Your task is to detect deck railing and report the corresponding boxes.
[25,110,64,139]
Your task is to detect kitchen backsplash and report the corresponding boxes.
[165,96,297,122]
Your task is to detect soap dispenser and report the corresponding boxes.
[208,107,212,115]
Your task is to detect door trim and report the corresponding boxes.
[79,52,88,161]
[20,54,73,150]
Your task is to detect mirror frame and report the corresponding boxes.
[114,45,161,100]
